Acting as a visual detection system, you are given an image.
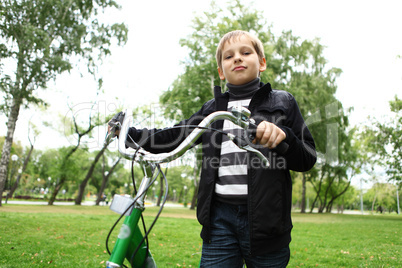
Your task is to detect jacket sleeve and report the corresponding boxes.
[279,95,317,172]
[126,101,213,154]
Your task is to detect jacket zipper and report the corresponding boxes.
[247,152,255,256]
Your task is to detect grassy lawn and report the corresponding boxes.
[0,204,400,267]
[290,213,400,267]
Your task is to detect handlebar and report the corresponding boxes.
[110,107,271,167]
[104,106,291,267]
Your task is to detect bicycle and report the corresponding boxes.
[104,106,285,268]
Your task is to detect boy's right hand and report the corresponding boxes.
[253,121,286,149]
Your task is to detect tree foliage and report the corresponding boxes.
[159,0,352,212]
[0,0,128,205]
[365,182,398,213]
[364,96,402,185]
[160,0,272,119]
[0,0,127,112]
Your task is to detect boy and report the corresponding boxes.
[114,30,316,267]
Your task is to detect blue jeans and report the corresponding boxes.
[200,201,290,268]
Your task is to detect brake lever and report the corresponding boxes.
[246,119,289,155]
[104,111,125,146]
[104,123,120,146]
[227,133,270,168]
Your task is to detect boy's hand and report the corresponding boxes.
[107,123,120,138]
[107,111,125,138]
[253,121,286,149]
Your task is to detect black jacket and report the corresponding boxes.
[128,82,316,255]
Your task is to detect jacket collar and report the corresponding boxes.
[214,85,229,111]
[213,82,273,112]
[249,82,272,112]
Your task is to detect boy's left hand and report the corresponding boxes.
[253,121,286,149]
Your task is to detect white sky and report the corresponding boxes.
[2,0,402,153]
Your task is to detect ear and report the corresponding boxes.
[259,58,267,73]
[218,67,225,80]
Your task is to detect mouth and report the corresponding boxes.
[233,66,246,71]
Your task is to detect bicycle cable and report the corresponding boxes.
[106,122,245,266]
[129,164,169,267]
[105,165,161,267]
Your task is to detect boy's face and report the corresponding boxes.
[218,35,266,86]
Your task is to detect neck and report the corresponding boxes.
[227,78,260,98]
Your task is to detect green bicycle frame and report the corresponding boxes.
[107,163,157,268]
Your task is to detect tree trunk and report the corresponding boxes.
[310,194,319,213]
[95,157,121,205]
[75,145,107,205]
[48,106,97,205]
[190,184,198,210]
[300,173,307,213]
[320,176,335,213]
[318,203,325,213]
[8,144,34,198]
[0,99,21,206]
[326,201,333,213]
[48,177,66,205]
[325,181,351,213]
[190,148,202,210]
[190,165,200,210]
[48,144,81,205]
[310,176,324,213]
[371,194,377,213]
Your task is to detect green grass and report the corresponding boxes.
[0,205,201,268]
[290,213,401,267]
[0,205,400,268]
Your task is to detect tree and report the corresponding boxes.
[23,148,59,196]
[159,0,347,211]
[94,155,121,206]
[7,118,39,199]
[0,0,128,206]
[269,32,348,213]
[0,136,23,198]
[48,104,104,205]
[308,124,364,213]
[160,0,273,119]
[365,182,397,213]
[362,96,401,214]
[332,185,358,213]
[160,0,273,209]
[73,109,120,206]
[368,96,401,184]
[74,141,108,205]
[163,165,193,204]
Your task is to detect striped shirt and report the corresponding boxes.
[215,78,260,204]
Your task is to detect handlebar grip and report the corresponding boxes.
[275,141,289,155]
[108,111,125,129]
[246,121,289,155]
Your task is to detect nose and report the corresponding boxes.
[234,53,242,63]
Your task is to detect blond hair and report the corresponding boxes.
[215,30,265,70]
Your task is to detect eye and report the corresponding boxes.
[225,55,232,59]
[243,51,251,55]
